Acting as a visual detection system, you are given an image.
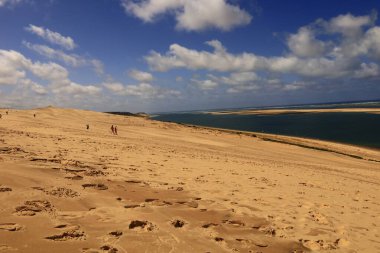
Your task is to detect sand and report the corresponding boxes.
[0,107,379,253]
[208,108,380,115]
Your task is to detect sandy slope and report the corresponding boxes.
[0,107,379,253]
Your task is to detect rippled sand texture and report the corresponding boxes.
[0,107,379,253]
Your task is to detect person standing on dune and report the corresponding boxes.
[114,126,118,135]
[111,125,114,134]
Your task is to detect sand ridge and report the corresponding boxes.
[0,107,379,252]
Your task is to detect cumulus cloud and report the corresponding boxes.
[26,24,76,50]
[0,49,102,98]
[21,79,48,95]
[53,82,101,95]
[218,72,259,86]
[23,42,85,67]
[145,12,380,82]
[128,69,153,82]
[103,82,125,92]
[145,41,266,72]
[322,12,376,37]
[354,62,380,78]
[287,27,326,57]
[191,71,263,93]
[121,0,252,31]
[192,79,218,90]
[23,41,104,74]
[0,50,27,85]
[104,81,180,99]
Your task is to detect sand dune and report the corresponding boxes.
[0,107,379,253]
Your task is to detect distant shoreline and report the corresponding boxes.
[152,109,380,150]
[207,108,380,115]
[154,120,380,159]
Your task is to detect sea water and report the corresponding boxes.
[153,111,380,149]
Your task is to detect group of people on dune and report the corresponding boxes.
[86,124,118,135]
[111,125,118,135]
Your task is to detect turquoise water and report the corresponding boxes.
[152,112,380,149]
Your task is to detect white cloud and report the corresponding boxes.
[146,40,340,76]
[194,72,261,93]
[24,41,105,74]
[218,72,259,86]
[23,42,85,67]
[283,81,307,91]
[21,79,48,95]
[26,24,76,50]
[287,27,326,57]
[128,69,153,82]
[192,79,218,90]
[0,50,27,85]
[53,82,101,95]
[0,49,102,99]
[145,12,380,81]
[354,62,380,78]
[103,82,125,92]
[0,0,23,7]
[121,0,252,31]
[226,85,259,93]
[104,81,180,99]
[146,41,266,72]
[323,13,375,37]
[29,61,69,85]
[124,83,157,97]
[91,59,104,75]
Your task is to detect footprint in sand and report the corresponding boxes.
[33,187,79,198]
[202,223,219,228]
[46,230,86,241]
[214,237,224,242]
[65,175,83,180]
[0,187,12,192]
[257,225,277,236]
[129,220,156,231]
[82,183,108,190]
[171,219,186,228]
[223,219,245,227]
[46,225,86,241]
[109,231,123,237]
[124,204,140,209]
[0,223,23,231]
[308,210,329,225]
[84,170,106,177]
[100,245,119,253]
[15,200,54,216]
[176,200,198,208]
[47,187,79,198]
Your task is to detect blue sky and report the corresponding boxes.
[1,0,379,112]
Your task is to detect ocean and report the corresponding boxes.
[152,101,380,149]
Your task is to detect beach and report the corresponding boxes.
[0,107,379,253]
